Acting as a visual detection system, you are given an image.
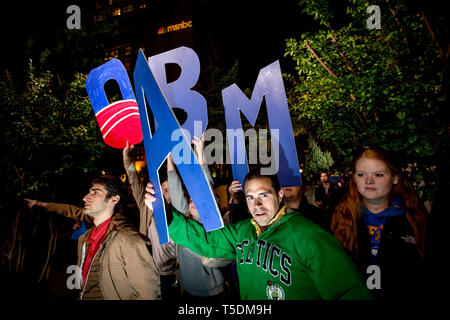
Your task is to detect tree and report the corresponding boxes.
[19,1,120,85]
[284,0,449,201]
[304,133,334,178]
[0,62,105,288]
[199,60,241,134]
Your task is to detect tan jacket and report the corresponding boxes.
[123,157,177,276]
[46,202,161,300]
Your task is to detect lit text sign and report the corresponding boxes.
[157,20,193,35]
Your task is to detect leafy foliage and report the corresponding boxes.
[0,62,105,284]
[1,62,105,199]
[199,60,242,133]
[304,133,334,177]
[24,2,120,83]
[284,0,449,200]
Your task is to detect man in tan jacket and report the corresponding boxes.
[25,175,161,300]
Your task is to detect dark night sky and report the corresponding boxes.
[0,0,313,177]
[201,0,314,84]
[0,0,312,83]
[1,1,69,75]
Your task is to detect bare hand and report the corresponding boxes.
[167,153,175,171]
[123,140,135,159]
[144,182,157,210]
[192,134,206,165]
[24,198,47,209]
[228,180,243,204]
[73,221,81,230]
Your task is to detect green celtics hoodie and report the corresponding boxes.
[168,208,373,300]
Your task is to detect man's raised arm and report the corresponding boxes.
[25,198,93,224]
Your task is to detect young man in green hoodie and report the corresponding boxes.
[144,169,373,300]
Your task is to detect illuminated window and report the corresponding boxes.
[104,45,133,63]
[123,4,134,14]
[112,8,121,16]
[136,147,145,161]
[94,14,104,22]
[124,46,133,56]
[104,48,120,60]
[134,160,146,173]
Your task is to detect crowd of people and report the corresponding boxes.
[24,137,433,301]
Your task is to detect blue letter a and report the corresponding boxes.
[133,49,223,244]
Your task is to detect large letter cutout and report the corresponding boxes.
[134,50,223,244]
[222,61,301,187]
[85,58,142,149]
[148,47,208,138]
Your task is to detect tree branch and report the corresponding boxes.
[421,9,444,60]
[13,165,25,191]
[329,32,356,76]
[439,44,450,93]
[304,40,338,78]
[304,40,367,129]
[385,0,411,54]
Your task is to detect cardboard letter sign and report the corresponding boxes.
[85,58,142,149]
[222,61,301,187]
[148,47,208,137]
[85,47,303,243]
[134,49,223,244]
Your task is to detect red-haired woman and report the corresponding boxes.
[331,149,428,299]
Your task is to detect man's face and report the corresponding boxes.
[161,180,170,204]
[188,198,201,222]
[281,186,302,201]
[244,177,284,228]
[82,184,112,217]
[320,173,329,183]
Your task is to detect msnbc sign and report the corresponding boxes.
[157,20,193,35]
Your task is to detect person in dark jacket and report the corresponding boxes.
[331,149,428,300]
[282,185,331,232]
[315,171,343,216]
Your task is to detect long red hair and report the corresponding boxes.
[331,149,427,259]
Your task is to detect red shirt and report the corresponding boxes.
[82,217,112,288]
